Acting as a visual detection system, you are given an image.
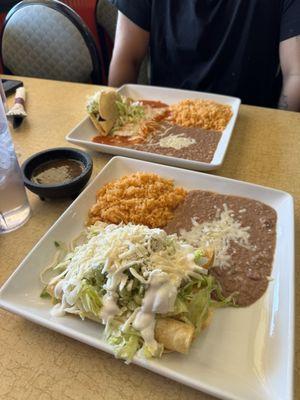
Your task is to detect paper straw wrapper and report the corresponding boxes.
[6,87,27,118]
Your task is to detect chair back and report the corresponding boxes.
[1,0,103,83]
[96,0,117,42]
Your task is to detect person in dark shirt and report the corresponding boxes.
[108,1,300,111]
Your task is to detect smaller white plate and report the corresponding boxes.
[66,84,241,171]
[0,156,294,400]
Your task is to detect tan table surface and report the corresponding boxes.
[0,76,299,400]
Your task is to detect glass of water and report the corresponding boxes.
[0,83,30,234]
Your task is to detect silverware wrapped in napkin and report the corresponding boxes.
[6,86,27,128]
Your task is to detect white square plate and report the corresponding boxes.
[66,84,241,171]
[0,157,294,400]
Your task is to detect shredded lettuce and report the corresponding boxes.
[79,282,102,316]
[178,275,236,332]
[113,98,145,130]
[86,92,101,118]
[185,284,211,333]
[139,341,164,359]
[194,249,204,265]
[165,296,189,317]
[107,328,141,362]
[40,286,51,299]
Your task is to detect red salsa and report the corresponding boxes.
[92,135,142,146]
[138,100,168,108]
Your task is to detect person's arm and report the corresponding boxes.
[108,12,149,87]
[278,36,300,112]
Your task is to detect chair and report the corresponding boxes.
[0,1,21,73]
[1,0,104,83]
[96,0,117,42]
[96,0,149,85]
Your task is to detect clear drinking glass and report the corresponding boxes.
[0,82,30,233]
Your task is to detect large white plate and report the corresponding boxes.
[66,84,241,171]
[0,157,294,400]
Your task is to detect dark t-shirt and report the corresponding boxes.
[110,0,300,107]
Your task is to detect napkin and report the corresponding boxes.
[6,86,27,128]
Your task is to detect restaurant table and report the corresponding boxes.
[0,76,299,400]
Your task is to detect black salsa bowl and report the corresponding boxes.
[21,147,93,200]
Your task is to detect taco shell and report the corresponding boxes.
[98,119,115,135]
[88,113,105,134]
[155,318,195,353]
[99,89,119,122]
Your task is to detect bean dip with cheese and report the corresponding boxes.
[165,190,277,306]
[131,123,222,163]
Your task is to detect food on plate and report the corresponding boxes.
[86,90,233,164]
[112,98,168,140]
[169,99,233,131]
[165,190,277,306]
[40,172,277,363]
[99,89,120,121]
[154,318,195,354]
[88,172,277,305]
[130,123,222,163]
[88,172,187,228]
[41,222,231,361]
[87,89,169,142]
[86,89,120,135]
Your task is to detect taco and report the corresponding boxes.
[86,89,120,135]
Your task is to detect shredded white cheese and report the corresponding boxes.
[179,204,252,268]
[49,222,208,353]
[158,133,196,150]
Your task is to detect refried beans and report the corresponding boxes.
[164,190,277,306]
[131,123,221,163]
